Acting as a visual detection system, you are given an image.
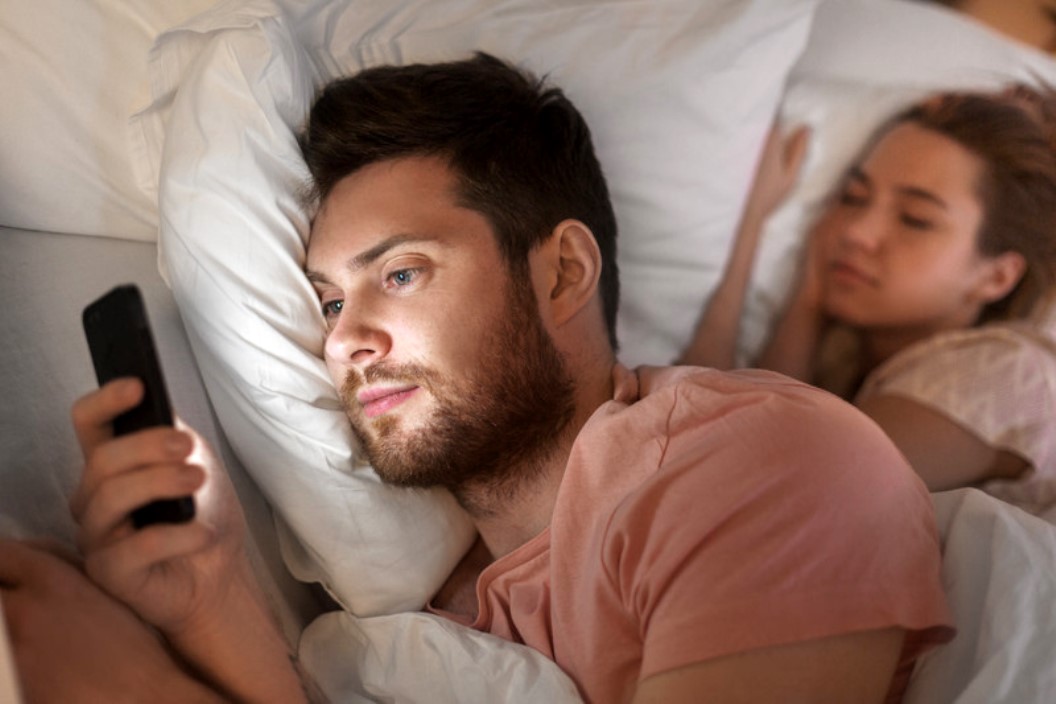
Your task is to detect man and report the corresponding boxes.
[1,54,952,703]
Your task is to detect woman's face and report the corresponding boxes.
[812,122,1005,335]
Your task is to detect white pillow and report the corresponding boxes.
[133,0,819,615]
[300,611,582,703]
[0,0,218,240]
[738,0,1056,363]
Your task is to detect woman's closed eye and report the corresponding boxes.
[838,188,868,207]
[899,212,934,231]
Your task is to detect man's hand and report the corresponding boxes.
[0,539,225,703]
[69,377,248,635]
[67,379,310,703]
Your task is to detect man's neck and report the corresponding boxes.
[453,417,574,559]
[456,355,617,561]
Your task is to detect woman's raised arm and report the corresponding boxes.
[678,123,810,370]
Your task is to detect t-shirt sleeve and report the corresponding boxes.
[600,372,953,684]
[857,327,1056,512]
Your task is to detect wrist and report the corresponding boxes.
[166,557,308,704]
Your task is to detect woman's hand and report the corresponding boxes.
[677,122,811,369]
[69,377,247,636]
[792,218,829,314]
[755,221,831,382]
[743,123,811,223]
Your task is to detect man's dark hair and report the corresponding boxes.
[300,52,620,350]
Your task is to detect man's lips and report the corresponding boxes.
[357,385,420,418]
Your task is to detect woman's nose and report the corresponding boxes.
[840,205,886,252]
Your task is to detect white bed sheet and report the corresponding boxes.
[905,490,1056,703]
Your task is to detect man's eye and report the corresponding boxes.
[387,268,420,287]
[322,300,343,318]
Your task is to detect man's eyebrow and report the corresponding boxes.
[305,234,437,283]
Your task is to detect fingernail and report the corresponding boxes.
[167,434,191,455]
[117,377,139,397]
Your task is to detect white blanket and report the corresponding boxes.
[904,490,1056,703]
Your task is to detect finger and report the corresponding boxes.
[173,420,227,483]
[83,522,214,593]
[70,378,144,455]
[783,124,812,172]
[763,120,783,150]
[70,427,193,521]
[755,121,786,169]
[76,463,205,553]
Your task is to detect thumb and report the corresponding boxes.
[783,124,812,173]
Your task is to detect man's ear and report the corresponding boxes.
[974,250,1027,304]
[540,219,602,328]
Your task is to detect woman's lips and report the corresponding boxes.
[357,386,420,418]
[829,260,878,287]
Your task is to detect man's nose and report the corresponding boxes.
[325,308,391,369]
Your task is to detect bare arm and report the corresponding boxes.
[0,540,227,704]
[752,279,827,382]
[633,627,904,704]
[678,124,810,369]
[857,394,1029,491]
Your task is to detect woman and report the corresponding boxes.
[680,86,1056,515]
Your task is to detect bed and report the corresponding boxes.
[2,0,1056,701]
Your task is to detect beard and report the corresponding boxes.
[338,272,577,507]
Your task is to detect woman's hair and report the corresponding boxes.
[300,52,620,350]
[886,85,1056,323]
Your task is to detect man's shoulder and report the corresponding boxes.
[633,364,858,432]
[586,364,889,478]
[577,364,910,519]
[558,365,937,636]
[619,366,921,528]
[635,362,828,396]
[595,366,932,582]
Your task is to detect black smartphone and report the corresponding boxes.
[82,285,196,529]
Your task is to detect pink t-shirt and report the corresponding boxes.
[435,365,953,703]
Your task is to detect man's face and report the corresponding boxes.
[305,156,575,491]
